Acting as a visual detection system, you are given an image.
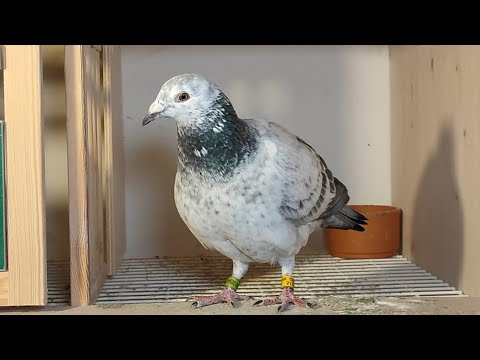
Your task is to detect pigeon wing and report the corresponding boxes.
[250,119,348,227]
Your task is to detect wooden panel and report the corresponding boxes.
[103,46,126,275]
[390,45,480,296]
[65,46,90,306]
[0,121,5,271]
[0,272,8,305]
[87,46,107,297]
[65,45,108,306]
[3,45,47,305]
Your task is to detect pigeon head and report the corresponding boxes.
[142,73,237,127]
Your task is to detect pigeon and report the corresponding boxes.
[142,73,367,312]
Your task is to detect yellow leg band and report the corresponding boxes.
[281,275,295,289]
[225,276,240,291]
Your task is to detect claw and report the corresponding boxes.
[191,301,200,309]
[277,299,291,313]
[253,300,264,307]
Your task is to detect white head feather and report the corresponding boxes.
[145,73,226,126]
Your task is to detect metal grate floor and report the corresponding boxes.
[46,255,465,306]
[47,261,70,306]
[92,255,464,305]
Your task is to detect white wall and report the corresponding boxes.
[121,45,391,258]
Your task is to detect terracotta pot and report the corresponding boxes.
[325,205,402,259]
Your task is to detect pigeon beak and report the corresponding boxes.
[142,101,166,127]
[142,112,161,126]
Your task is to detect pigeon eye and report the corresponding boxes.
[177,92,190,102]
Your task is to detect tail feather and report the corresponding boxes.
[341,206,368,224]
[322,206,368,232]
[318,177,368,232]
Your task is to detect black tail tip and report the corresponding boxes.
[353,224,366,232]
[353,210,368,222]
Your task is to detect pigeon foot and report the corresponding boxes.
[252,287,314,313]
[191,287,248,309]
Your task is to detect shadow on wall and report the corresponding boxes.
[42,46,70,261]
[412,125,464,290]
[46,205,70,260]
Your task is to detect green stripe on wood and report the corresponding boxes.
[0,121,5,271]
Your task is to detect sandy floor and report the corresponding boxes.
[2,296,479,315]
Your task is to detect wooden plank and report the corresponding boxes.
[103,45,126,276]
[88,45,107,297]
[86,46,98,294]
[65,45,90,306]
[0,121,5,271]
[3,45,47,305]
[390,45,480,296]
[0,272,8,305]
[65,45,108,306]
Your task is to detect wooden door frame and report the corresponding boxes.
[102,46,125,276]
[0,45,47,306]
[65,45,125,306]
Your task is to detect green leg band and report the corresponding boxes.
[225,276,240,291]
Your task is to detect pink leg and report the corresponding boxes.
[191,287,248,309]
[253,287,314,313]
